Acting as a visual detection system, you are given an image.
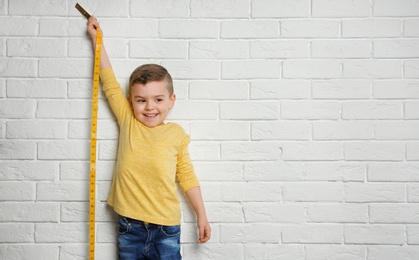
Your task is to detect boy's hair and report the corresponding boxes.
[129,64,174,96]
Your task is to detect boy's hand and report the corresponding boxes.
[197,217,211,243]
[87,16,101,40]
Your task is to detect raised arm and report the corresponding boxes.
[87,16,112,70]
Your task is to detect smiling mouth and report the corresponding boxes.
[144,114,158,117]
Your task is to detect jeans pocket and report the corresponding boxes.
[160,225,181,237]
[118,217,130,235]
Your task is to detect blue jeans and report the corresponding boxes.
[117,216,182,260]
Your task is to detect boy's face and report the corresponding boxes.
[129,80,176,128]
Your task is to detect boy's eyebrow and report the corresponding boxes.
[134,95,165,98]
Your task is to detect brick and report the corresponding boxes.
[313,121,373,140]
[405,60,419,78]
[282,142,343,161]
[0,245,58,260]
[7,120,66,139]
[311,40,371,58]
[220,101,278,120]
[251,80,310,99]
[368,163,419,182]
[282,224,343,244]
[342,101,402,119]
[101,19,159,38]
[221,224,281,243]
[345,141,404,161]
[0,58,37,77]
[36,100,91,119]
[37,141,89,160]
[281,20,339,38]
[190,122,250,140]
[7,38,66,57]
[344,225,404,245]
[252,0,309,18]
[373,0,419,16]
[0,161,57,181]
[283,60,342,79]
[406,142,419,161]
[0,17,38,36]
[345,183,405,202]
[368,246,419,260]
[190,40,248,59]
[404,19,419,37]
[373,80,419,99]
[71,0,129,18]
[245,244,305,259]
[191,0,249,18]
[168,101,218,120]
[190,80,249,100]
[342,19,402,38]
[9,0,65,15]
[370,204,419,223]
[194,162,244,181]
[244,161,305,181]
[282,182,344,202]
[159,20,218,39]
[0,182,35,201]
[162,61,220,79]
[189,142,219,161]
[281,101,340,120]
[98,141,118,160]
[306,245,365,260]
[7,79,66,98]
[0,202,58,222]
[374,40,419,58]
[222,182,282,202]
[130,0,189,18]
[221,142,281,161]
[0,224,34,243]
[221,20,279,39]
[243,202,306,223]
[0,141,36,160]
[252,121,310,140]
[183,244,244,259]
[408,225,419,244]
[130,40,187,59]
[222,60,281,79]
[251,40,309,58]
[343,60,402,79]
[35,223,88,243]
[0,100,36,119]
[39,18,87,37]
[408,184,419,202]
[375,121,419,140]
[39,59,91,78]
[305,162,366,182]
[307,203,368,223]
[37,181,88,201]
[203,202,244,223]
[313,0,370,17]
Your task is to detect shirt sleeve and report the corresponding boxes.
[176,135,200,192]
[99,68,131,124]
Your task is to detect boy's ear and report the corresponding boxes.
[127,95,133,109]
[169,94,176,109]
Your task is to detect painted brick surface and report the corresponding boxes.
[1,1,419,259]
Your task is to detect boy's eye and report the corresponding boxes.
[156,99,163,102]
[137,99,146,103]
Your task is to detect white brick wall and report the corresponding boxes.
[1,0,419,259]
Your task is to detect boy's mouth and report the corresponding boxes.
[144,113,158,117]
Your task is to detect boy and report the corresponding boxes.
[87,17,211,259]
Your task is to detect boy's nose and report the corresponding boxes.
[145,102,153,110]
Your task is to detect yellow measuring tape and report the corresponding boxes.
[75,3,101,260]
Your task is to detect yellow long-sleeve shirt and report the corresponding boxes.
[100,68,200,226]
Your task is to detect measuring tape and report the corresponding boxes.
[75,3,101,260]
